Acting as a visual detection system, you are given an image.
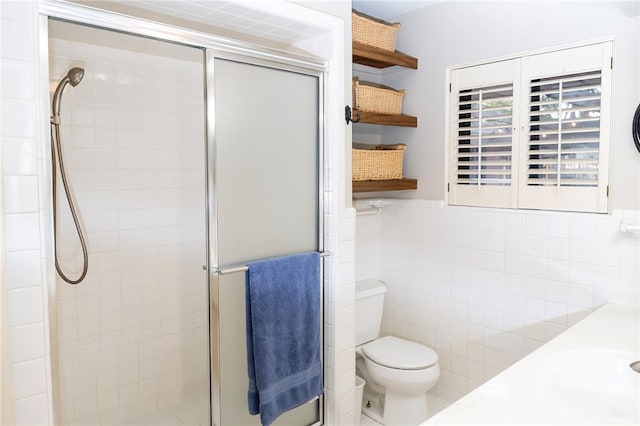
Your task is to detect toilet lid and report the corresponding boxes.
[362,336,438,370]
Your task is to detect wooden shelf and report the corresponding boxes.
[354,110,417,127]
[351,36,419,193]
[353,41,418,69]
[353,178,418,193]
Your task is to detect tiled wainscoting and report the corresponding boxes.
[356,199,639,402]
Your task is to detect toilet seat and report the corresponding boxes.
[362,336,438,370]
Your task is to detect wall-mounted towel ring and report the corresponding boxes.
[345,105,360,124]
[355,199,393,216]
[620,221,640,236]
[633,103,640,153]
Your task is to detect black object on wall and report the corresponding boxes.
[633,103,640,153]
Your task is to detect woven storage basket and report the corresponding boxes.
[352,143,406,181]
[352,9,400,51]
[353,79,406,115]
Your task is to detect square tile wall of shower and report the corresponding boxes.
[356,199,640,403]
[49,37,208,425]
[2,1,53,424]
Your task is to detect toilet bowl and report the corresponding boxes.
[357,336,439,425]
[355,280,440,426]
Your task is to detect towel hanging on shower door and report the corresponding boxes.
[245,251,323,426]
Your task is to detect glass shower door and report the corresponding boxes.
[209,56,322,426]
[48,20,210,426]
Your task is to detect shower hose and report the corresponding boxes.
[50,121,88,284]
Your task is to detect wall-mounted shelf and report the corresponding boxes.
[351,34,419,193]
[353,178,418,193]
[353,42,418,69]
[354,110,417,127]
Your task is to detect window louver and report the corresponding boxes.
[527,71,601,187]
[456,84,513,187]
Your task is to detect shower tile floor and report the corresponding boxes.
[118,393,209,426]
[360,393,451,426]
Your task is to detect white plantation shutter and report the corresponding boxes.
[457,84,514,186]
[448,42,612,213]
[449,60,519,208]
[526,71,602,187]
[518,42,612,212]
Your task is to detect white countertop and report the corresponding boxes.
[424,303,640,425]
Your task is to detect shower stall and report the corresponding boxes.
[43,3,326,425]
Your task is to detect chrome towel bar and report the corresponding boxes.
[205,251,330,275]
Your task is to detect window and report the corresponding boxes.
[448,42,612,213]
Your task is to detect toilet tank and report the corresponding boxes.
[355,279,386,346]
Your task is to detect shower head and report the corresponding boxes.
[67,67,84,87]
[51,67,85,121]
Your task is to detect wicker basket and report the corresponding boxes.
[352,143,406,181]
[352,9,400,52]
[353,79,406,115]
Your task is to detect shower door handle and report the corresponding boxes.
[212,252,329,276]
[203,265,246,275]
[202,264,244,274]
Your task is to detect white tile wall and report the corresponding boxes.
[325,201,357,426]
[48,33,208,425]
[356,199,640,403]
[1,0,52,424]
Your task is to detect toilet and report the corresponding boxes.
[355,279,440,426]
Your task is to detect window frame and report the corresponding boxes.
[446,40,613,213]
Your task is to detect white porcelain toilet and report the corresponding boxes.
[355,279,440,426]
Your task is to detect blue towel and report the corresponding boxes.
[245,252,323,426]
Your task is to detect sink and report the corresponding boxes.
[424,305,640,426]
[538,350,640,424]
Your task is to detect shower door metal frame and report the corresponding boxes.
[205,50,325,426]
[37,1,328,425]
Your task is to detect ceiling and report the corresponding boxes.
[351,0,440,21]
[123,0,327,44]
[352,0,640,21]
[71,0,327,47]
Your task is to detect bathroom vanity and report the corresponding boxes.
[423,303,640,425]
